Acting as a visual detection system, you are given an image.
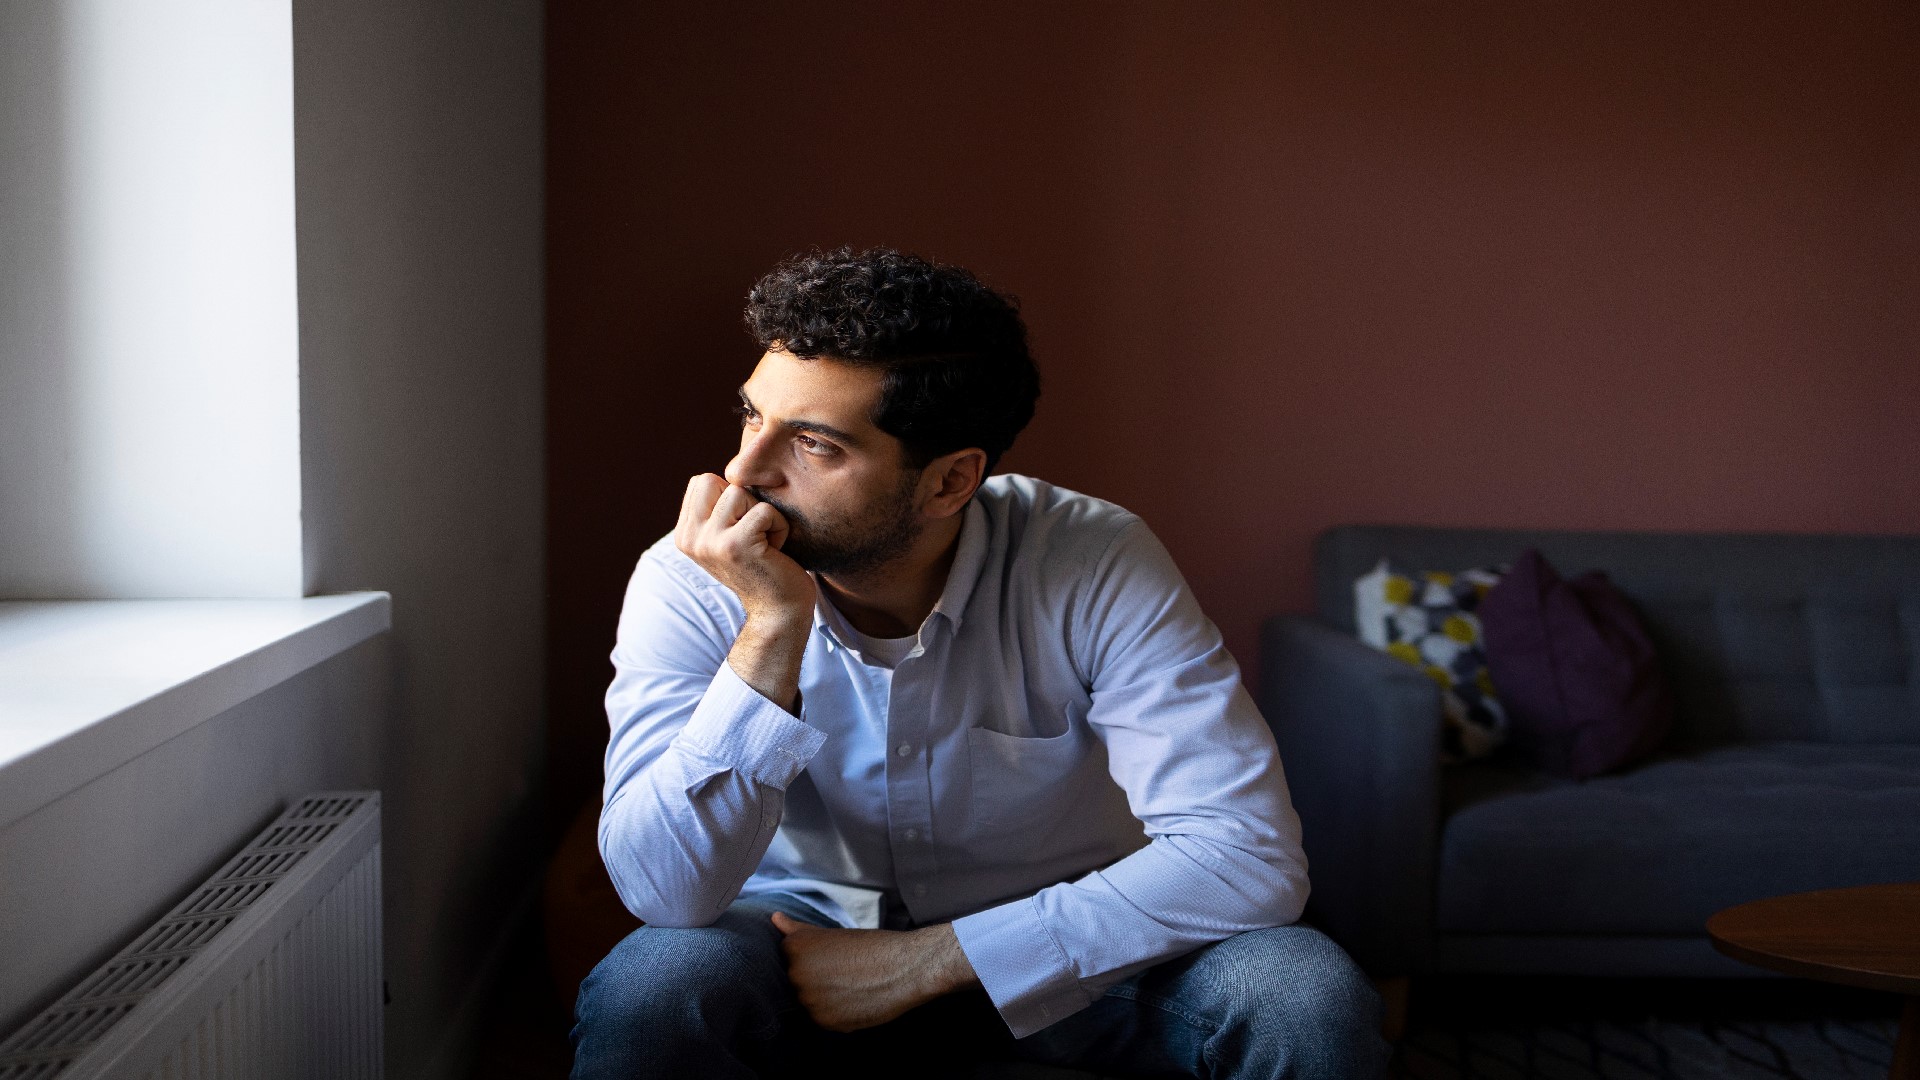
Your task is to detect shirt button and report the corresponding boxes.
[895,743,912,758]
[902,828,919,841]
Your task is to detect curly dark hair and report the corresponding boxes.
[744,247,1040,477]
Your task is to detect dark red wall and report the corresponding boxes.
[547,2,1920,814]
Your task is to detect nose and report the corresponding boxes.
[724,426,783,491]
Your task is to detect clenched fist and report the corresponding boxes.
[675,474,815,713]
[674,473,815,627]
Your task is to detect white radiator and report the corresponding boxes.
[0,792,384,1079]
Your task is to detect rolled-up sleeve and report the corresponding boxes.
[599,542,827,928]
[952,520,1308,1037]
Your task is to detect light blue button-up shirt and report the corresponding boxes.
[600,474,1308,1037]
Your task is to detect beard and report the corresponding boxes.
[752,470,923,577]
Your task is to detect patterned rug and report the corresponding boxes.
[1392,978,1900,1079]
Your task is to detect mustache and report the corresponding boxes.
[746,488,803,523]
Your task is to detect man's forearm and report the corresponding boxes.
[727,613,810,713]
[772,916,982,1032]
[916,923,981,998]
[601,636,828,927]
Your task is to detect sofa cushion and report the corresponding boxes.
[1436,742,1920,936]
[1479,549,1675,778]
[1314,527,1920,747]
[1353,560,1509,760]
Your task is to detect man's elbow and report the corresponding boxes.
[1269,862,1310,926]
[598,830,732,929]
[1175,828,1310,929]
[1235,835,1311,928]
[604,863,733,929]
[1260,834,1312,923]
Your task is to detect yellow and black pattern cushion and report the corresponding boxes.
[1354,560,1508,761]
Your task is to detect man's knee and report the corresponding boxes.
[1193,924,1391,1078]
[574,919,784,1034]
[571,914,804,1080]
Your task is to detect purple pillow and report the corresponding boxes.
[1478,549,1674,779]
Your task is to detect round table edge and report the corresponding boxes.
[1708,915,1920,998]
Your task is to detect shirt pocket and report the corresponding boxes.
[965,724,1091,839]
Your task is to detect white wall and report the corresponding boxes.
[0,0,304,599]
[0,2,546,1076]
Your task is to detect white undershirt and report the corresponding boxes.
[840,621,919,670]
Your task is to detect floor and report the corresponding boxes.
[469,921,1903,1080]
[1392,976,1898,1079]
[468,916,575,1079]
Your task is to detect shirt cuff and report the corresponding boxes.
[951,895,1093,1039]
[672,661,826,790]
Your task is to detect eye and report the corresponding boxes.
[733,404,758,427]
[795,433,836,457]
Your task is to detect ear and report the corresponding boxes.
[917,448,986,520]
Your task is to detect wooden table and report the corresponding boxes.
[1708,883,1920,1079]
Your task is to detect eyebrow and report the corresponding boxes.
[737,387,864,448]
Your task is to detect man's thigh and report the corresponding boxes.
[577,892,1017,1080]
[576,890,825,1011]
[570,892,836,1079]
[1008,923,1390,1080]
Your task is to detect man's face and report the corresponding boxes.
[724,349,924,576]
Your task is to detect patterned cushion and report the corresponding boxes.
[1355,560,1508,760]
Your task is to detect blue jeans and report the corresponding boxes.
[570,893,1391,1079]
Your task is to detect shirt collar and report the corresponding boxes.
[808,495,989,644]
[810,587,847,648]
[928,496,988,632]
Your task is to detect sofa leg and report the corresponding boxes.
[1375,976,1410,1042]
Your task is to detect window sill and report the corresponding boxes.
[0,593,390,830]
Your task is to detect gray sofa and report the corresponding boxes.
[1260,525,1920,979]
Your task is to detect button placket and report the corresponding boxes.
[885,661,937,911]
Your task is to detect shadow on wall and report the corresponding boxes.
[0,1,79,595]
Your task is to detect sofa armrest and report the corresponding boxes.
[1258,614,1445,976]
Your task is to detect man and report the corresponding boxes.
[573,248,1388,1079]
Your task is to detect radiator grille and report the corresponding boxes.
[0,792,382,1079]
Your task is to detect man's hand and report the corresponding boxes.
[675,474,815,711]
[770,913,980,1033]
[674,474,814,625]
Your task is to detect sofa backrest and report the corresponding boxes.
[1314,526,1920,747]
